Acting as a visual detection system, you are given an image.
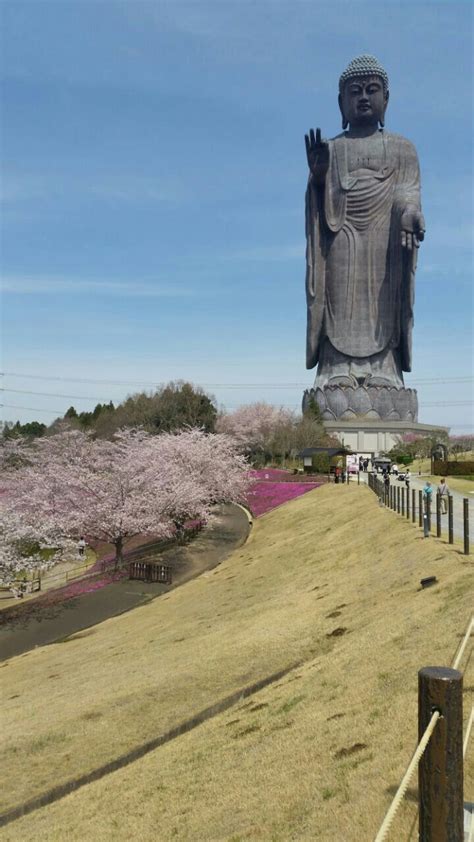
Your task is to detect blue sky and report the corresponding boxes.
[1,0,473,431]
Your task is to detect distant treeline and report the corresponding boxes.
[2,382,217,440]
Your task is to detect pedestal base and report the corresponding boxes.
[303,384,418,422]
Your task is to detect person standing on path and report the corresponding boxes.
[78,537,86,558]
[423,481,433,501]
[423,481,433,531]
[438,478,449,514]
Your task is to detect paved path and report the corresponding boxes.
[358,473,473,542]
[0,504,250,662]
[403,474,472,541]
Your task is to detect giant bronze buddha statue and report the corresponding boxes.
[303,55,425,421]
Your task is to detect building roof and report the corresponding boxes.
[298,447,354,458]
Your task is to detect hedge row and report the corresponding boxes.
[433,460,474,476]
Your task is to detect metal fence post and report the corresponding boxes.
[412,488,416,523]
[419,490,423,528]
[397,485,400,514]
[436,492,441,538]
[448,495,454,545]
[418,666,463,842]
[406,485,410,519]
[464,498,470,555]
[401,487,405,517]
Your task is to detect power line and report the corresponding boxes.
[2,404,473,429]
[421,401,473,407]
[2,388,112,401]
[1,404,65,415]
[1,371,473,388]
[1,387,473,409]
[0,372,162,388]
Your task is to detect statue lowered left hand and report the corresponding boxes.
[400,206,426,250]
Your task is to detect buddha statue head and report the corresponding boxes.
[338,54,389,130]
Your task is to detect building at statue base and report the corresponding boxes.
[302,385,449,457]
[321,418,449,458]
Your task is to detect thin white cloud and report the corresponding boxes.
[222,243,304,262]
[1,276,192,297]
[1,173,187,206]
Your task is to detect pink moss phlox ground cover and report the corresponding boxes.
[247,481,322,517]
[249,468,294,481]
[52,570,127,600]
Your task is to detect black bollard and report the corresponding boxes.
[418,667,463,841]
[412,487,416,523]
[426,494,431,533]
[419,490,423,528]
[448,495,454,544]
[397,485,400,514]
[463,498,470,555]
[436,491,442,538]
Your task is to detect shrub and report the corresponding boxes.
[433,460,474,476]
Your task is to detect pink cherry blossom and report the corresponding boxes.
[0,428,251,579]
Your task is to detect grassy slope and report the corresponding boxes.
[1,485,472,841]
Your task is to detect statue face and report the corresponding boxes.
[339,75,388,127]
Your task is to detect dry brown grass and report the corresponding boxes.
[1,484,472,841]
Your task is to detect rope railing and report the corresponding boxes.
[374,711,440,842]
[373,615,473,842]
[452,615,473,670]
[464,705,473,758]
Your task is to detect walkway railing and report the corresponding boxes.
[374,616,473,841]
[129,560,172,584]
[367,473,470,554]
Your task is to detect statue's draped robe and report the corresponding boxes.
[305,131,422,381]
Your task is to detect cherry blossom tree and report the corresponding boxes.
[216,402,331,463]
[0,428,250,575]
[216,403,295,461]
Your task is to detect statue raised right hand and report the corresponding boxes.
[305,128,329,184]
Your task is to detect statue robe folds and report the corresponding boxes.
[305,131,422,384]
